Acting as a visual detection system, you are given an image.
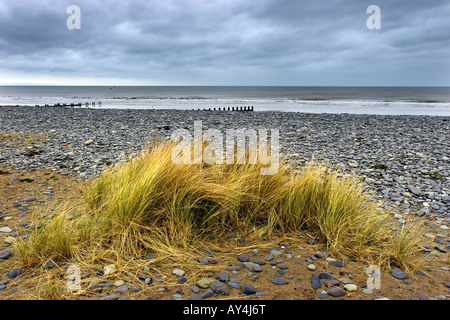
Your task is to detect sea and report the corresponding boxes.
[0,86,449,116]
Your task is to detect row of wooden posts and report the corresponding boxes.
[198,106,254,111]
[35,102,102,108]
[32,103,253,111]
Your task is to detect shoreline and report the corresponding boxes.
[1,105,449,117]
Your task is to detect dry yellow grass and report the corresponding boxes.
[15,140,422,272]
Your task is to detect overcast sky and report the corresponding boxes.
[0,0,449,86]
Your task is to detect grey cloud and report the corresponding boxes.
[0,0,449,85]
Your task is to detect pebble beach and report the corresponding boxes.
[0,105,449,301]
[1,106,449,220]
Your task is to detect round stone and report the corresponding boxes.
[238,253,249,262]
[327,287,346,297]
[391,268,407,280]
[172,268,185,277]
[344,284,357,292]
[114,280,125,287]
[307,264,316,270]
[216,272,229,282]
[362,288,373,295]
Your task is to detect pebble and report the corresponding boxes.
[0,227,12,233]
[327,287,346,297]
[307,264,316,270]
[272,278,286,285]
[344,284,357,292]
[311,274,321,289]
[101,295,118,300]
[362,288,373,295]
[198,257,209,265]
[331,260,345,268]
[132,285,141,292]
[0,250,12,260]
[216,272,229,282]
[238,253,249,262]
[242,262,262,272]
[391,268,408,280]
[103,264,116,275]
[196,277,214,289]
[114,280,125,287]
[315,252,329,258]
[172,268,185,277]
[178,277,187,284]
[190,285,200,293]
[202,289,214,299]
[113,285,128,294]
[264,254,274,261]
[270,250,282,257]
[7,269,20,279]
[210,280,230,295]
[242,284,258,294]
[228,281,241,289]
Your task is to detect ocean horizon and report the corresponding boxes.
[1,86,449,116]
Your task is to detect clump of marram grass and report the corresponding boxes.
[15,140,421,270]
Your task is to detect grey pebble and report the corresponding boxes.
[238,253,249,262]
[242,284,258,295]
[327,287,346,297]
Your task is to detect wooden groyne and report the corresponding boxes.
[197,106,254,111]
[33,102,102,108]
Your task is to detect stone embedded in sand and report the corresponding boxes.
[314,251,329,259]
[0,250,12,260]
[113,285,129,294]
[307,264,316,270]
[0,227,12,233]
[391,268,407,280]
[242,284,258,295]
[331,260,345,268]
[198,257,209,265]
[216,272,229,282]
[242,262,262,272]
[238,253,249,262]
[196,277,214,289]
[114,280,125,287]
[327,287,346,297]
[344,284,357,292]
[7,268,20,279]
[272,278,286,285]
[210,280,229,295]
[103,264,116,275]
[172,268,185,277]
[311,274,321,289]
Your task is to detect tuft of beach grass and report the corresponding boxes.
[15,140,422,273]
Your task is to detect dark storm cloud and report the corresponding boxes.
[0,0,449,85]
